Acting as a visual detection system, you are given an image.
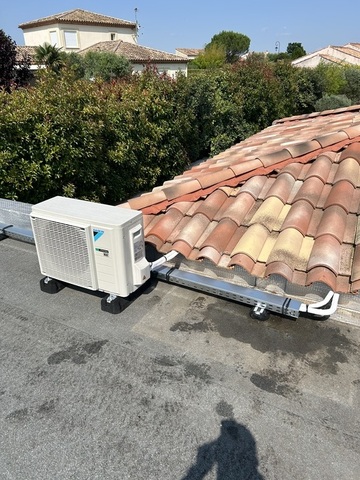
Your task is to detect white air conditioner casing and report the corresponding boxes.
[30,196,150,297]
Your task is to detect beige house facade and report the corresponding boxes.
[19,9,188,77]
[19,9,138,52]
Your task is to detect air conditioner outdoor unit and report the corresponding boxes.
[30,196,150,312]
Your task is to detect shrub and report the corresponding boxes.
[315,94,352,111]
[342,67,360,104]
[0,70,114,202]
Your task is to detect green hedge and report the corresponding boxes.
[1,60,359,205]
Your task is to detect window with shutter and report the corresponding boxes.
[64,31,78,48]
[49,31,58,46]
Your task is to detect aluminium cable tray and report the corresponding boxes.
[152,264,302,318]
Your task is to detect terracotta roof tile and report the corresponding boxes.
[265,262,293,282]
[257,149,291,167]
[339,142,360,163]
[127,190,167,210]
[224,226,247,254]
[199,218,238,252]
[147,208,183,243]
[341,124,360,139]
[306,267,337,291]
[292,176,325,207]
[123,105,360,293]
[281,200,314,235]
[248,197,285,231]
[231,224,269,260]
[283,139,322,158]
[19,9,136,28]
[80,40,187,63]
[163,179,202,200]
[323,180,354,212]
[263,172,296,203]
[175,213,210,249]
[315,131,349,148]
[307,234,341,274]
[315,205,347,243]
[220,192,256,226]
[267,228,304,268]
[195,168,234,189]
[197,246,221,264]
[195,190,228,220]
[333,157,360,186]
[303,155,332,183]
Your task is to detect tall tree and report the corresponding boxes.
[206,31,250,63]
[0,29,17,91]
[287,43,306,59]
[190,44,226,70]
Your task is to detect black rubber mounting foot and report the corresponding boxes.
[40,277,65,294]
[101,295,124,314]
[250,308,270,321]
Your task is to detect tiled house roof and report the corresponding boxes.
[293,43,360,68]
[19,9,136,29]
[334,46,360,60]
[15,46,36,63]
[175,48,204,57]
[121,105,360,294]
[79,40,188,63]
[318,54,346,65]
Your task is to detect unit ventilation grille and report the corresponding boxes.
[32,217,95,288]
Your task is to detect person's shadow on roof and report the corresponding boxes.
[181,420,264,480]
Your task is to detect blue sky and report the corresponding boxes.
[1,0,359,55]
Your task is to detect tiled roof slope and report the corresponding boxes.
[319,54,347,65]
[79,40,187,63]
[333,46,360,60]
[16,46,36,63]
[121,105,360,293]
[19,9,136,29]
[176,48,204,56]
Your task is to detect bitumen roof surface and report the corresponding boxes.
[1,237,360,479]
[121,105,360,294]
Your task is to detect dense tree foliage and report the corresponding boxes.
[0,29,17,91]
[206,31,250,63]
[189,45,226,70]
[1,55,360,204]
[0,29,31,90]
[286,42,306,59]
[80,51,132,81]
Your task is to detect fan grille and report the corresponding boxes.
[32,217,95,288]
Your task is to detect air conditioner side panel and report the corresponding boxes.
[92,225,129,297]
[92,220,146,297]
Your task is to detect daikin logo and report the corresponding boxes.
[93,228,104,242]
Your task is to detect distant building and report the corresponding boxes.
[292,43,360,68]
[18,9,188,77]
[79,40,188,78]
[19,9,138,52]
[175,48,204,60]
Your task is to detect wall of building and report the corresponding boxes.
[23,24,137,51]
[132,62,188,78]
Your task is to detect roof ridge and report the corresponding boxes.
[126,137,360,215]
[273,104,360,125]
